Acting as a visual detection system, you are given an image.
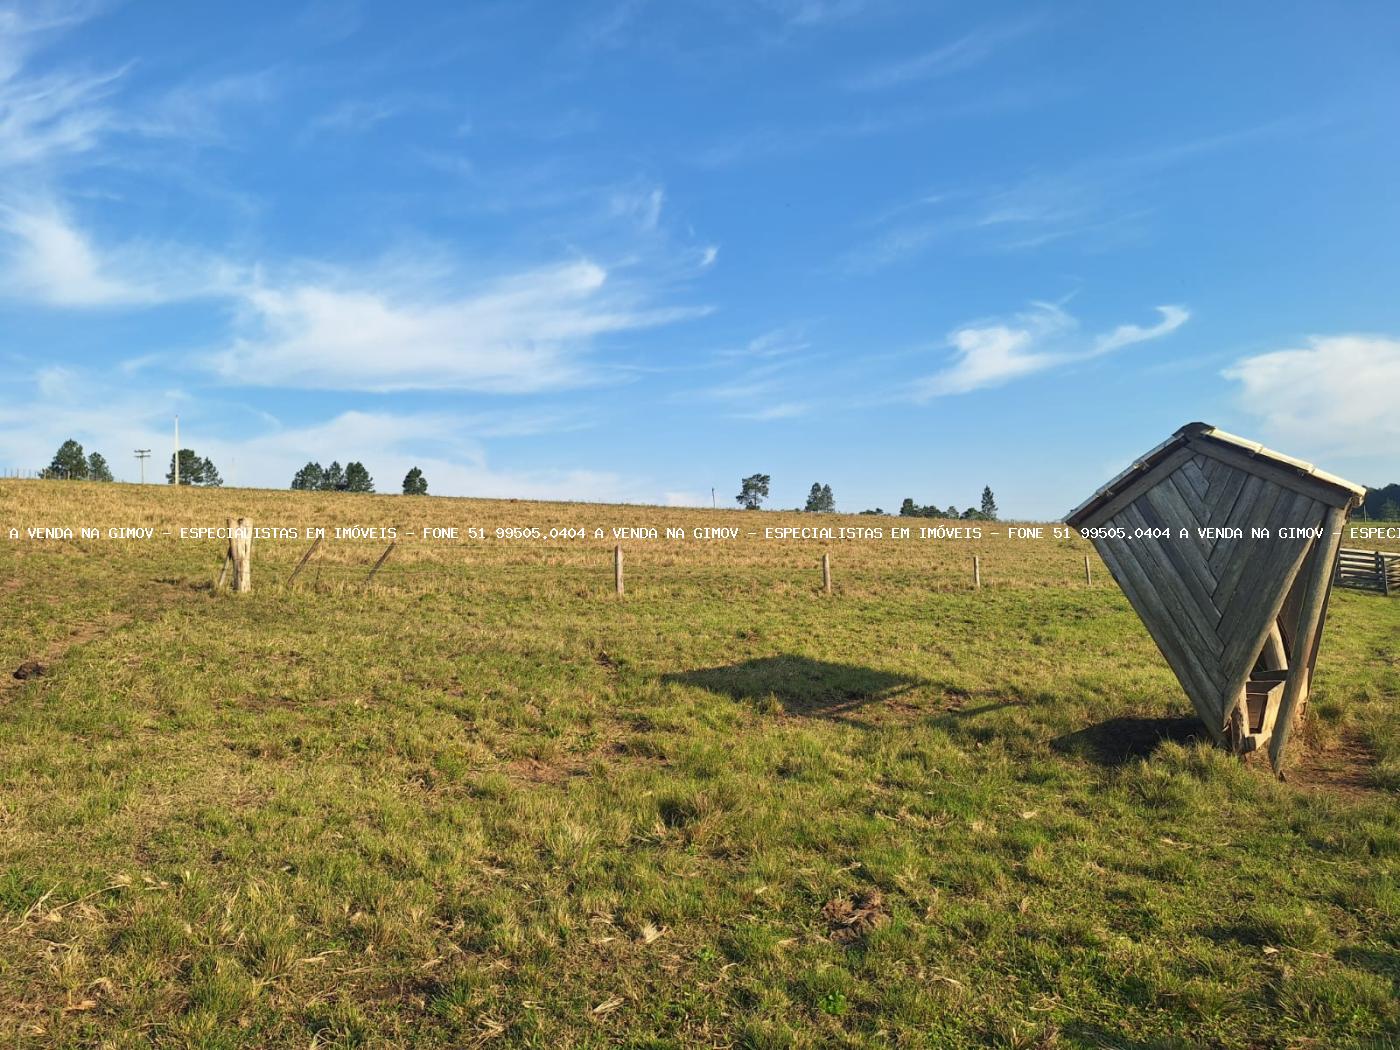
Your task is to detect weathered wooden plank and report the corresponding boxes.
[1270,505,1348,772]
[1202,462,1251,545]
[1199,454,1226,489]
[1131,496,1222,628]
[1116,503,1227,653]
[1071,446,1197,529]
[1139,478,1218,604]
[1212,479,1285,605]
[1191,438,1359,510]
[1206,472,1264,575]
[1217,503,1316,703]
[1104,513,1227,706]
[1179,458,1211,503]
[1217,491,1319,628]
[1095,537,1224,732]
[1259,622,1288,671]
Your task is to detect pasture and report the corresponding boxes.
[0,480,1397,1048]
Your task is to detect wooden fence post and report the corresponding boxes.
[1380,551,1391,597]
[288,534,322,585]
[231,517,252,593]
[1084,554,1092,587]
[822,552,832,595]
[973,555,981,590]
[365,541,396,585]
[216,515,234,589]
[614,544,624,595]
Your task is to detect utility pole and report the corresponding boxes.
[134,449,150,484]
[173,415,180,486]
[711,487,716,509]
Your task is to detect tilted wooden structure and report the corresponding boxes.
[1065,423,1366,772]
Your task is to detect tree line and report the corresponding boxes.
[736,474,999,519]
[44,439,223,486]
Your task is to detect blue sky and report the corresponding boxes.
[1,1,1397,517]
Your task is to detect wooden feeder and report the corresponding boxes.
[1064,423,1365,773]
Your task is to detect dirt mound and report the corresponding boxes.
[821,888,888,944]
[12,661,45,681]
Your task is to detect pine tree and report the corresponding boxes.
[167,449,222,486]
[805,482,824,512]
[291,462,324,490]
[86,452,114,482]
[402,467,428,495]
[820,484,834,512]
[47,439,87,480]
[344,462,374,493]
[322,461,346,491]
[736,474,770,510]
[980,485,998,520]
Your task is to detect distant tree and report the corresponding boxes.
[86,452,114,482]
[47,439,88,480]
[980,485,998,520]
[322,461,346,491]
[167,448,222,486]
[945,505,960,519]
[291,462,324,490]
[1364,483,1400,520]
[804,483,826,512]
[899,497,918,517]
[344,461,374,493]
[1382,498,1400,522]
[820,483,834,512]
[961,507,980,519]
[736,473,770,510]
[402,466,428,495]
[859,507,885,515]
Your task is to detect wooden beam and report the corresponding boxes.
[1268,505,1347,773]
[1190,438,1359,511]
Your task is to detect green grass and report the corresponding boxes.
[1,480,1398,1048]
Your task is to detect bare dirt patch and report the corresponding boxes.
[821,888,889,945]
[1287,733,1380,797]
[12,660,45,680]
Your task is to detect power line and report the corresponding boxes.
[134,449,151,484]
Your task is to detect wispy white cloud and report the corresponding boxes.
[0,5,125,170]
[1223,335,1400,454]
[915,302,1188,397]
[737,401,809,420]
[845,17,1042,91]
[846,123,1293,271]
[764,0,872,27]
[214,259,709,393]
[608,183,665,232]
[0,196,240,305]
[306,95,416,137]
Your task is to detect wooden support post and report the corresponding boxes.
[1260,622,1288,670]
[230,517,252,593]
[972,555,981,590]
[614,544,624,596]
[821,552,831,595]
[1380,551,1391,597]
[365,541,395,585]
[288,534,322,584]
[1269,505,1347,774]
[1084,554,1092,586]
[215,516,234,589]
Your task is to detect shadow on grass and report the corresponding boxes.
[1052,714,1206,767]
[663,655,923,720]
[1058,1022,1189,1049]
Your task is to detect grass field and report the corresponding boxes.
[1,480,1397,1049]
